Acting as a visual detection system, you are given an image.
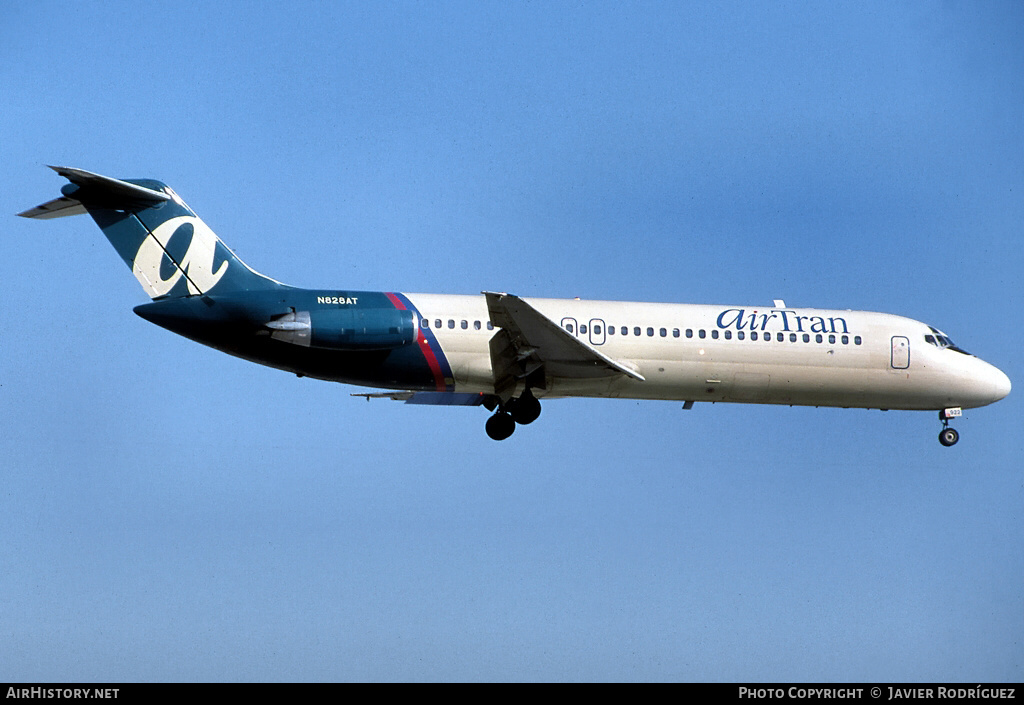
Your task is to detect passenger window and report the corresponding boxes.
[802,334,810,343]
[422,319,429,328]
[646,327,653,337]
[673,328,680,338]
[699,329,706,339]
[461,320,468,329]
[789,333,797,342]
[816,334,823,343]
[711,330,719,339]
[594,326,602,335]
[828,334,836,344]
[751,331,758,341]
[659,328,667,337]
[581,325,588,334]
[474,320,481,330]
[854,336,862,345]
[777,332,784,342]
[448,319,455,329]
[566,324,574,333]
[841,335,848,344]
[487,322,494,330]
[686,329,693,338]
[435,319,442,329]
[724,330,732,340]
[622,326,628,336]
[632,327,640,336]
[737,331,745,340]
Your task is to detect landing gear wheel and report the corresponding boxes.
[485,412,516,441]
[939,427,959,447]
[509,393,541,425]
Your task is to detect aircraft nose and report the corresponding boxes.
[957,358,1011,408]
[990,366,1011,403]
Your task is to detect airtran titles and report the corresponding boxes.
[716,308,850,335]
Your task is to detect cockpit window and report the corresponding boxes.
[926,326,970,355]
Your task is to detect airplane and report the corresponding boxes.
[19,166,1011,444]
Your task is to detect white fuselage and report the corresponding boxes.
[22,166,1009,443]
[405,294,1010,411]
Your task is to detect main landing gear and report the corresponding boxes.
[484,389,542,441]
[938,408,961,447]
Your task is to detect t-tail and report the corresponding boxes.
[18,166,284,298]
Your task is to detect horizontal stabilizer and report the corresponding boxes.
[17,196,88,220]
[18,166,170,219]
[49,165,171,204]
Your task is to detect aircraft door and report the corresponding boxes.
[589,318,606,346]
[891,336,910,369]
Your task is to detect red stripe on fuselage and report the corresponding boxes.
[417,331,446,392]
[387,292,446,392]
[384,292,406,310]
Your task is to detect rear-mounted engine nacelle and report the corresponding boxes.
[267,308,415,350]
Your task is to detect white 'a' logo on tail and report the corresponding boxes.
[132,215,229,297]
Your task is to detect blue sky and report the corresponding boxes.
[2,1,1022,682]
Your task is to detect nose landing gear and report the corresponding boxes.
[938,408,961,447]
[939,427,959,447]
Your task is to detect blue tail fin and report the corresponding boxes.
[19,166,284,298]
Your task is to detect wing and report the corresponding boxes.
[351,392,487,406]
[484,291,644,397]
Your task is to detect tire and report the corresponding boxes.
[938,428,959,447]
[485,412,515,441]
[510,395,541,425]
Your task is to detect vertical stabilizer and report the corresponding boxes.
[19,166,284,298]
